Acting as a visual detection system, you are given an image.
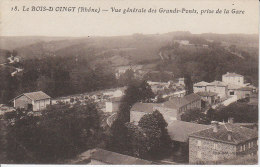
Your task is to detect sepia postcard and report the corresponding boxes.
[0,0,259,165]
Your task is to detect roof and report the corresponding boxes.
[167,120,210,142]
[208,80,228,87]
[14,91,51,101]
[196,91,217,97]
[238,86,253,91]
[223,72,243,77]
[109,97,122,102]
[131,103,160,113]
[194,81,209,87]
[164,93,201,110]
[91,148,153,164]
[189,123,258,145]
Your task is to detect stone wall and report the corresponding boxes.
[189,137,236,164]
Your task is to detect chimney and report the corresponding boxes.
[211,121,219,133]
[228,117,234,124]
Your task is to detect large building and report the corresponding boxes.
[130,102,178,125]
[164,93,201,113]
[206,81,228,99]
[13,91,51,111]
[189,122,258,164]
[222,72,245,86]
[130,93,201,125]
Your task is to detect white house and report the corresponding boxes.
[206,81,228,99]
[222,72,245,86]
[193,81,209,93]
[13,91,51,111]
[105,97,122,113]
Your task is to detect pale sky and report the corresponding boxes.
[0,0,259,37]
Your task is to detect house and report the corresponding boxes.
[105,97,122,113]
[13,91,51,111]
[89,148,154,165]
[196,91,218,106]
[164,93,201,114]
[130,102,178,125]
[227,83,243,96]
[68,148,154,164]
[193,81,209,93]
[189,121,258,164]
[206,81,228,99]
[130,93,201,125]
[222,72,245,86]
[167,120,211,158]
[236,86,253,100]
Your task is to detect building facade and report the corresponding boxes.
[189,122,258,164]
[13,91,51,111]
[193,81,209,93]
[222,72,245,86]
[206,81,228,99]
[130,103,178,125]
[105,97,122,113]
[196,91,217,105]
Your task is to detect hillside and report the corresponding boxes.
[0,32,258,86]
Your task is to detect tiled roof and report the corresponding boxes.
[23,91,51,101]
[208,80,228,87]
[91,148,153,164]
[196,91,217,97]
[13,91,51,101]
[167,120,210,142]
[189,123,258,145]
[131,103,160,113]
[164,93,201,110]
[194,81,209,87]
[223,72,243,77]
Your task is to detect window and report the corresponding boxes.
[248,142,251,148]
[197,140,201,146]
[243,144,246,151]
[240,146,243,152]
[251,141,254,147]
[197,151,202,159]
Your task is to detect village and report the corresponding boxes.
[0,64,258,164]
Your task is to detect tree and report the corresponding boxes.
[184,74,193,95]
[117,80,155,123]
[125,122,150,159]
[4,102,103,163]
[138,110,172,159]
[181,108,210,124]
[211,102,258,123]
